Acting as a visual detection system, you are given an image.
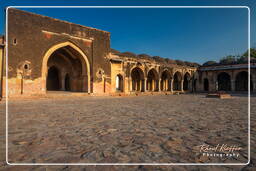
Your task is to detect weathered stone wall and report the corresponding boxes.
[7,8,111,96]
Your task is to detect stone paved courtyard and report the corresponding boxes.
[0,94,255,170]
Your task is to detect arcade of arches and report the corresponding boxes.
[110,62,255,94]
[112,64,194,93]
[197,67,256,92]
[216,71,254,92]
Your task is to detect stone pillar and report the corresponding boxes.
[215,81,218,92]
[129,78,132,92]
[61,79,65,91]
[158,79,161,91]
[166,79,169,91]
[167,79,170,91]
[139,80,142,92]
[181,79,184,92]
[163,79,165,91]
[162,79,165,91]
[170,78,173,92]
[134,80,137,91]
[152,80,155,91]
[144,78,147,92]
[60,72,65,91]
[231,79,235,92]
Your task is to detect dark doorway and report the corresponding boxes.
[235,71,253,91]
[173,72,182,91]
[116,74,123,92]
[193,79,197,92]
[65,74,71,91]
[217,72,231,91]
[47,66,60,91]
[204,78,209,91]
[161,70,171,91]
[131,67,144,92]
[147,69,158,91]
[183,73,190,91]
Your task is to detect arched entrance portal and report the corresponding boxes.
[147,69,159,91]
[131,67,144,92]
[161,70,171,91]
[183,73,190,91]
[42,42,90,93]
[116,74,124,92]
[46,66,60,91]
[173,72,182,91]
[235,71,253,91]
[217,72,231,91]
[204,78,209,91]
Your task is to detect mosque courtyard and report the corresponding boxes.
[0,94,255,170]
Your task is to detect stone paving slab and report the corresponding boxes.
[0,94,255,170]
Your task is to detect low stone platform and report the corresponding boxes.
[206,93,232,99]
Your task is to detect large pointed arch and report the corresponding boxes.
[183,72,191,91]
[160,69,171,91]
[173,71,182,91]
[147,68,159,91]
[41,41,90,93]
[131,66,145,92]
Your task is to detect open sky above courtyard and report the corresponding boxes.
[0,0,255,64]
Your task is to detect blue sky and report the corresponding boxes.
[0,0,255,64]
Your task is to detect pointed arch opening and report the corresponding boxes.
[131,67,144,92]
[42,42,90,93]
[116,74,124,92]
[173,71,182,91]
[161,70,171,91]
[235,71,253,91]
[183,72,190,91]
[147,68,159,91]
[217,72,231,91]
